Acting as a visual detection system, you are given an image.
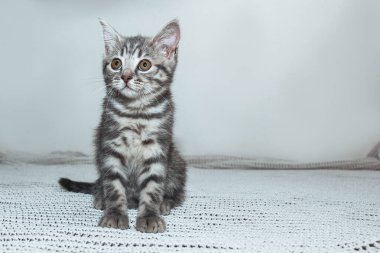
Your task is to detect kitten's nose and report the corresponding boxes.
[121,72,133,84]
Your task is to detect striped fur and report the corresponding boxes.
[59,19,187,233]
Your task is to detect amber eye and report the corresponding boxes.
[111,58,122,70]
[138,59,152,71]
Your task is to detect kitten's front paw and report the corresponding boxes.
[135,215,166,233]
[98,211,129,230]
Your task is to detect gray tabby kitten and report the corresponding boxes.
[59,19,187,233]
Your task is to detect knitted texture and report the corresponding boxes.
[0,164,379,252]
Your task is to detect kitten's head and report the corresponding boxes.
[100,19,180,99]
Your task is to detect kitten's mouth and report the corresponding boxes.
[121,83,136,92]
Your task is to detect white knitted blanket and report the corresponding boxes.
[0,164,379,253]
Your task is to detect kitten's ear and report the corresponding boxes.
[99,18,122,55]
[152,19,180,58]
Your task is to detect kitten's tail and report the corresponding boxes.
[58,178,95,194]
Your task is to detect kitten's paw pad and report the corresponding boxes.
[160,200,172,215]
[98,212,129,230]
[135,215,166,233]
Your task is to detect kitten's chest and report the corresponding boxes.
[111,118,163,169]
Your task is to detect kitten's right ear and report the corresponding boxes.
[99,18,122,55]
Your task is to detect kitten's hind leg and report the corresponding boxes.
[93,191,104,210]
[92,179,105,210]
[160,197,176,215]
[160,146,187,216]
[160,185,185,215]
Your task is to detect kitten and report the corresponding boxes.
[59,19,187,233]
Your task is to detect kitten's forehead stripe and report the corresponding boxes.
[132,45,140,57]
[123,36,146,57]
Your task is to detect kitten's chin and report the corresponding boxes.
[119,87,139,98]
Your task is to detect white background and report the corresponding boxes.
[0,0,379,161]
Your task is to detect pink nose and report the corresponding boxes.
[121,73,132,84]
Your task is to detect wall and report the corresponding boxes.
[0,0,379,161]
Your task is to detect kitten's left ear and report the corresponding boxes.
[99,18,122,55]
[152,19,180,58]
